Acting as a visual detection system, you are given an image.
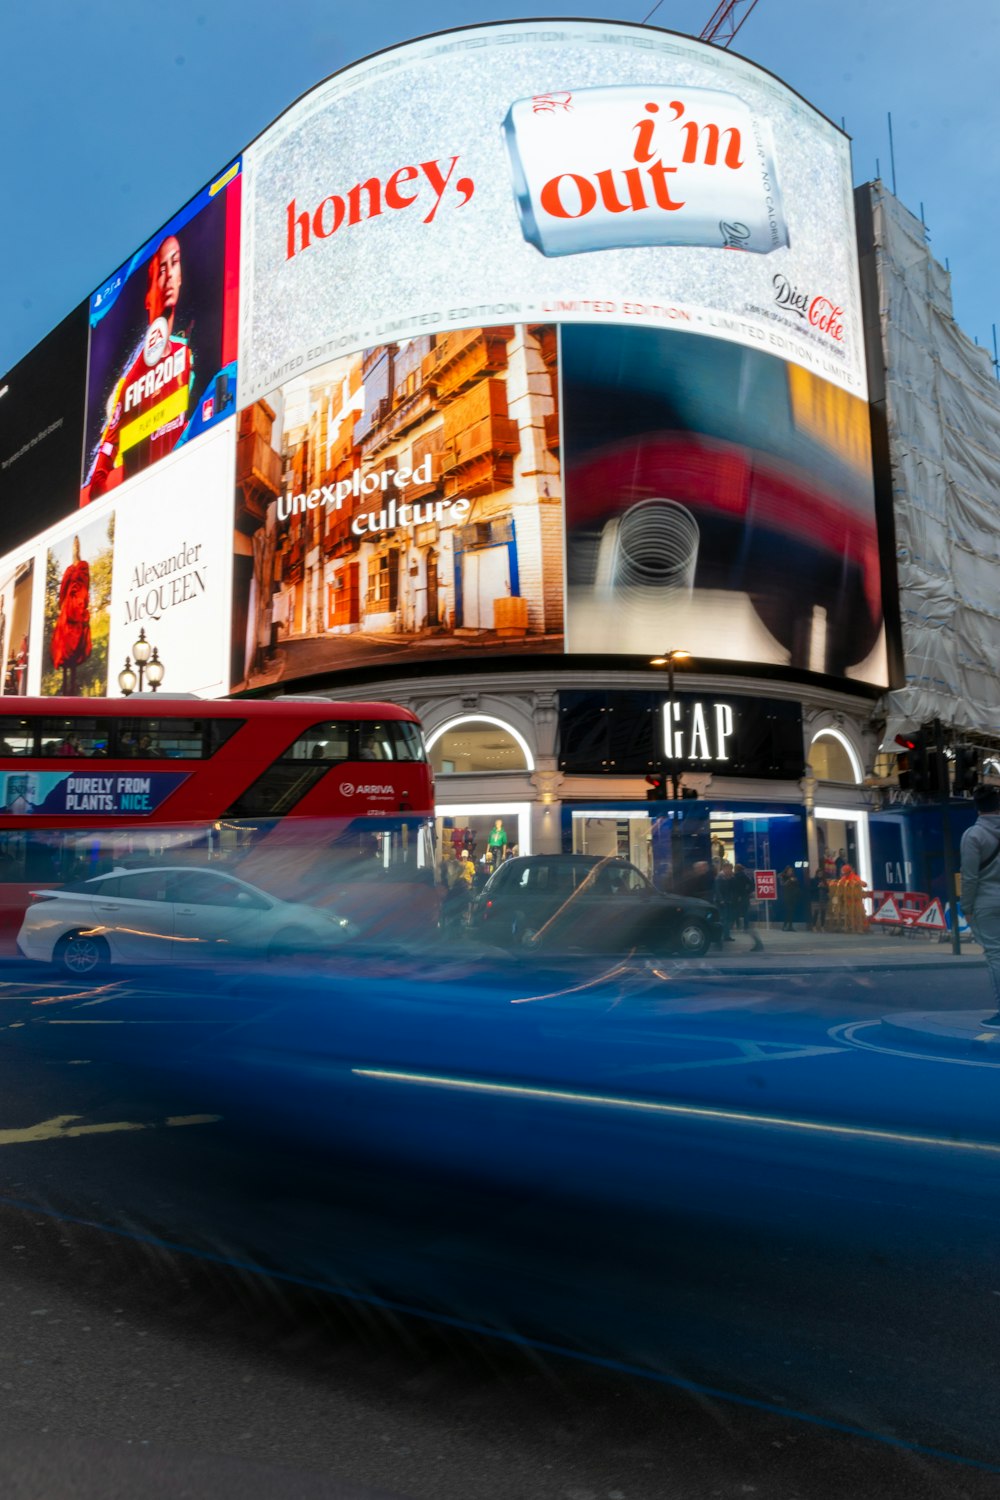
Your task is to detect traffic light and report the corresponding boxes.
[896,730,941,798]
[645,774,667,801]
[895,735,915,791]
[953,746,979,796]
[909,730,940,797]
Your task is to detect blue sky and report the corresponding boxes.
[2,0,997,373]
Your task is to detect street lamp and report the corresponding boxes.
[650,649,691,798]
[118,629,164,696]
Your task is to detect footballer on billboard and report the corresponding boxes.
[81,161,241,504]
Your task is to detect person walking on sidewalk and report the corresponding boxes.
[732,863,764,951]
[714,862,737,942]
[959,783,1000,1026]
[808,866,829,930]
[779,866,801,930]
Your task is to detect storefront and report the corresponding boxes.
[410,681,877,910]
[426,714,536,886]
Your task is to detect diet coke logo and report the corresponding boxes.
[772,274,844,342]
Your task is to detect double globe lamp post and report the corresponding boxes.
[117,629,165,697]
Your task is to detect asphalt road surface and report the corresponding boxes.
[0,956,998,1498]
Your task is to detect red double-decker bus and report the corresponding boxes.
[0,696,435,955]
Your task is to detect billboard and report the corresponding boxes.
[240,20,866,405]
[0,20,888,698]
[0,558,34,697]
[42,512,115,698]
[233,18,885,687]
[81,161,241,504]
[232,324,561,689]
[0,302,89,552]
[562,323,884,680]
[0,419,235,702]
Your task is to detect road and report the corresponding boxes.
[0,955,998,1497]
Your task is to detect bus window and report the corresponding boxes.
[357,724,394,761]
[223,764,330,818]
[39,718,104,758]
[0,719,35,756]
[390,722,425,761]
[285,723,352,762]
[113,718,241,759]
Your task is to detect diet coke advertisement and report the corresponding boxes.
[503,85,788,258]
[239,19,867,404]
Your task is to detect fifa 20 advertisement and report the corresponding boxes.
[81,161,242,505]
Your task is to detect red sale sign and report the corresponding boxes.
[754,869,777,900]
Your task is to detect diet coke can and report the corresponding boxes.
[502,84,789,258]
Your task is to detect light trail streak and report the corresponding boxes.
[352,1068,1000,1155]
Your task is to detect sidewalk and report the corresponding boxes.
[682,924,985,974]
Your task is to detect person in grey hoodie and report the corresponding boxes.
[959,782,1000,1026]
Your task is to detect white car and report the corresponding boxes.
[17,865,357,974]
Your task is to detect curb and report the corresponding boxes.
[876,1010,1000,1057]
[674,956,987,977]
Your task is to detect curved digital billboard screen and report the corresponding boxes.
[0,20,888,700]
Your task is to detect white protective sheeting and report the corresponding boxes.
[866,184,1000,742]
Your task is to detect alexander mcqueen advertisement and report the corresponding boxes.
[240,20,865,404]
[81,161,241,504]
[109,422,234,698]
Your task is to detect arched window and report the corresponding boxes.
[809,729,861,785]
[426,716,533,775]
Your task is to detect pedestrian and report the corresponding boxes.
[731,863,753,931]
[779,865,801,930]
[732,863,764,951]
[959,783,1000,1026]
[808,866,829,930]
[714,861,737,942]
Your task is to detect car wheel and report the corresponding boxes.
[54,931,111,976]
[676,920,710,957]
[267,926,319,964]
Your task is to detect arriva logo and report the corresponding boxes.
[340,781,395,796]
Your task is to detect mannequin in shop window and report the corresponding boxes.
[488,818,508,864]
[832,863,868,934]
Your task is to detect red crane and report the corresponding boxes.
[699,0,762,46]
